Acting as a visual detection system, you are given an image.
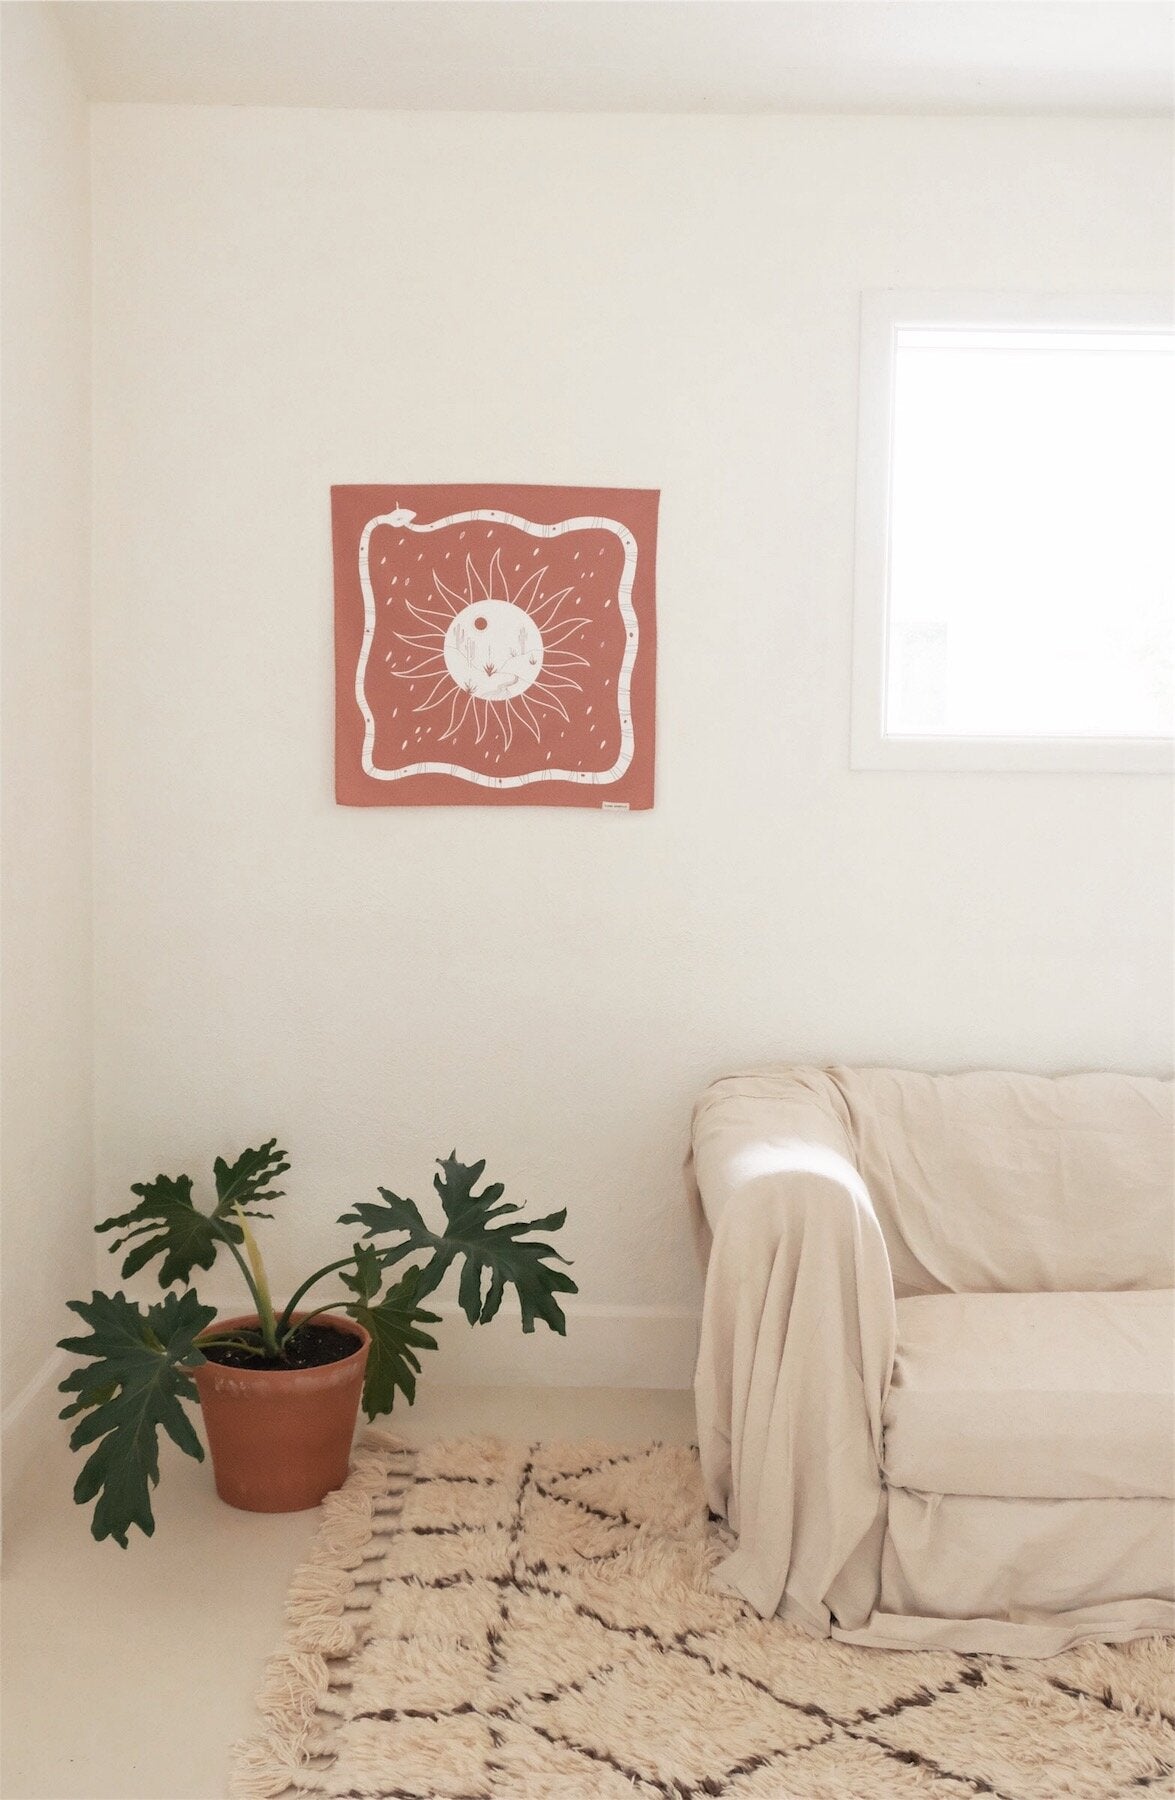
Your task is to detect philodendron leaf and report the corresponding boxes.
[340,1187,428,1260]
[346,1268,440,1418]
[57,1289,216,1547]
[213,1139,289,1218]
[96,1173,226,1288]
[95,1140,287,1289]
[341,1154,578,1336]
[339,1242,383,1304]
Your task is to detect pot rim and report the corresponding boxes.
[194,1310,370,1378]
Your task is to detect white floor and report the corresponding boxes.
[0,1385,697,1800]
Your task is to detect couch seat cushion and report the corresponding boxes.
[882,1290,1175,1500]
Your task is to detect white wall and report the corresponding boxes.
[1,4,93,1484]
[90,107,1173,1384]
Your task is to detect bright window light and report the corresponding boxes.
[852,297,1174,772]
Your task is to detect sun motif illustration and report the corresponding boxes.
[391,548,589,750]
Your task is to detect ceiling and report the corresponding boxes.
[53,1,1174,116]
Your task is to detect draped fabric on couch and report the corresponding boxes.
[689,1067,1175,1656]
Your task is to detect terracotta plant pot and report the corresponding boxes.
[192,1312,370,1513]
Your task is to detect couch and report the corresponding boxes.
[689,1066,1174,1655]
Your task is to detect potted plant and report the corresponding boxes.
[58,1142,576,1544]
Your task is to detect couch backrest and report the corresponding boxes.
[830,1067,1173,1295]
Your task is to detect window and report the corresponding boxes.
[851,293,1174,772]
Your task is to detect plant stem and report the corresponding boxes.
[196,1335,269,1356]
[208,1219,280,1355]
[276,1257,363,1337]
[233,1205,279,1353]
[280,1300,353,1343]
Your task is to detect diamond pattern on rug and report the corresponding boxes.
[700,1614,968,1719]
[487,1585,654,1699]
[513,1647,831,1785]
[231,1433,1175,1800]
[863,1665,1175,1800]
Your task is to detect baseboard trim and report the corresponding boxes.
[424,1301,700,1390]
[194,1291,700,1390]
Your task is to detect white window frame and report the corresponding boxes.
[850,290,1174,773]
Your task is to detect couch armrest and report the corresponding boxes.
[690,1073,897,1632]
[691,1074,859,1236]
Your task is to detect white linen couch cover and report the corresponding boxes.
[689,1066,1175,1656]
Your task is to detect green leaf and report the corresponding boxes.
[346,1268,440,1418]
[95,1140,287,1289]
[338,1242,382,1303]
[341,1153,577,1336]
[213,1139,288,1218]
[95,1173,228,1288]
[336,1186,433,1284]
[57,1289,216,1546]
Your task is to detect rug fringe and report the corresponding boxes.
[227,1728,312,1800]
[226,1436,416,1800]
[360,1425,410,1454]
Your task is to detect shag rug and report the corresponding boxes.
[231,1433,1175,1800]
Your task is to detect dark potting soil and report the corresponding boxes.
[199,1324,361,1372]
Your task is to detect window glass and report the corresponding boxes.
[885,326,1174,741]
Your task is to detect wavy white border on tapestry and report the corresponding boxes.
[355,506,639,787]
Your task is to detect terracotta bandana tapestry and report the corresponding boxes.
[333,485,658,808]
